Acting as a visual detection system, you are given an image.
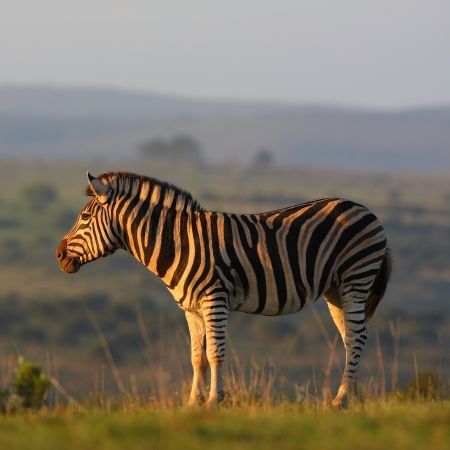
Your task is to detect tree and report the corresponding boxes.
[253,148,274,166]
[139,138,167,160]
[139,134,203,163]
[170,134,203,163]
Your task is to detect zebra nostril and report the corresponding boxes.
[56,239,69,264]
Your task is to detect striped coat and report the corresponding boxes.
[56,172,391,408]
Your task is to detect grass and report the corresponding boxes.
[0,401,448,450]
[1,309,446,450]
[0,158,448,448]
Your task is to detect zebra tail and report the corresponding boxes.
[365,248,392,322]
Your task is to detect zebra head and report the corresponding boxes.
[56,172,121,273]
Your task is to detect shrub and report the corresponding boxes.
[0,388,10,413]
[139,134,203,163]
[13,357,50,409]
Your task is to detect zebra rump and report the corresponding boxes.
[365,248,392,321]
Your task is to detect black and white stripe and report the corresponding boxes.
[57,171,391,408]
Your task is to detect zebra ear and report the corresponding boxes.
[86,172,108,197]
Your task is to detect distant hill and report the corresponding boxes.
[1,85,449,171]
[0,85,295,119]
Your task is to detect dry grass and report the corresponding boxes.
[37,302,444,411]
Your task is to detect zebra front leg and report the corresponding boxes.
[332,291,368,409]
[185,311,208,406]
[201,299,229,408]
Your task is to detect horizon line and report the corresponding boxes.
[1,81,450,114]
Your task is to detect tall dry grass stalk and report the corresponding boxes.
[310,306,343,373]
[21,306,445,410]
[0,354,15,388]
[389,318,400,393]
[321,335,339,405]
[413,352,420,400]
[375,331,386,400]
[48,376,81,408]
[83,304,127,397]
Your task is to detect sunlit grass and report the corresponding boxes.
[0,400,448,450]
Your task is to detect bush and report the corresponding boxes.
[139,134,203,163]
[13,357,50,409]
[0,388,9,413]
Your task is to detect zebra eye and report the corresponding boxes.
[81,213,91,220]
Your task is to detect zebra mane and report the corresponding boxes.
[85,171,203,212]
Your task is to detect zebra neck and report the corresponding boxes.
[122,203,202,285]
[159,209,215,304]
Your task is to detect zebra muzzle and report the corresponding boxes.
[56,240,81,273]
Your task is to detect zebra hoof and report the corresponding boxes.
[203,394,224,410]
[203,400,219,410]
[186,399,203,409]
[332,395,348,410]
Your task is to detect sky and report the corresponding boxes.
[1,0,450,108]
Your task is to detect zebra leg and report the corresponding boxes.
[324,287,345,344]
[185,311,208,406]
[201,299,229,408]
[332,288,368,409]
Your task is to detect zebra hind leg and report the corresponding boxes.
[330,286,369,409]
[324,286,345,345]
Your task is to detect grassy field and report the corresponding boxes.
[0,158,448,449]
[0,401,448,450]
[0,158,448,400]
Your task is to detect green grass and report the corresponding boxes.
[0,402,448,450]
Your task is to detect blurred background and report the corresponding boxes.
[0,0,448,401]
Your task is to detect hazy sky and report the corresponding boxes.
[1,0,449,108]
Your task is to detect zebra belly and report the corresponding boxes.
[232,279,316,316]
[226,243,326,315]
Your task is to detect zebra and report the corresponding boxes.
[56,171,391,409]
